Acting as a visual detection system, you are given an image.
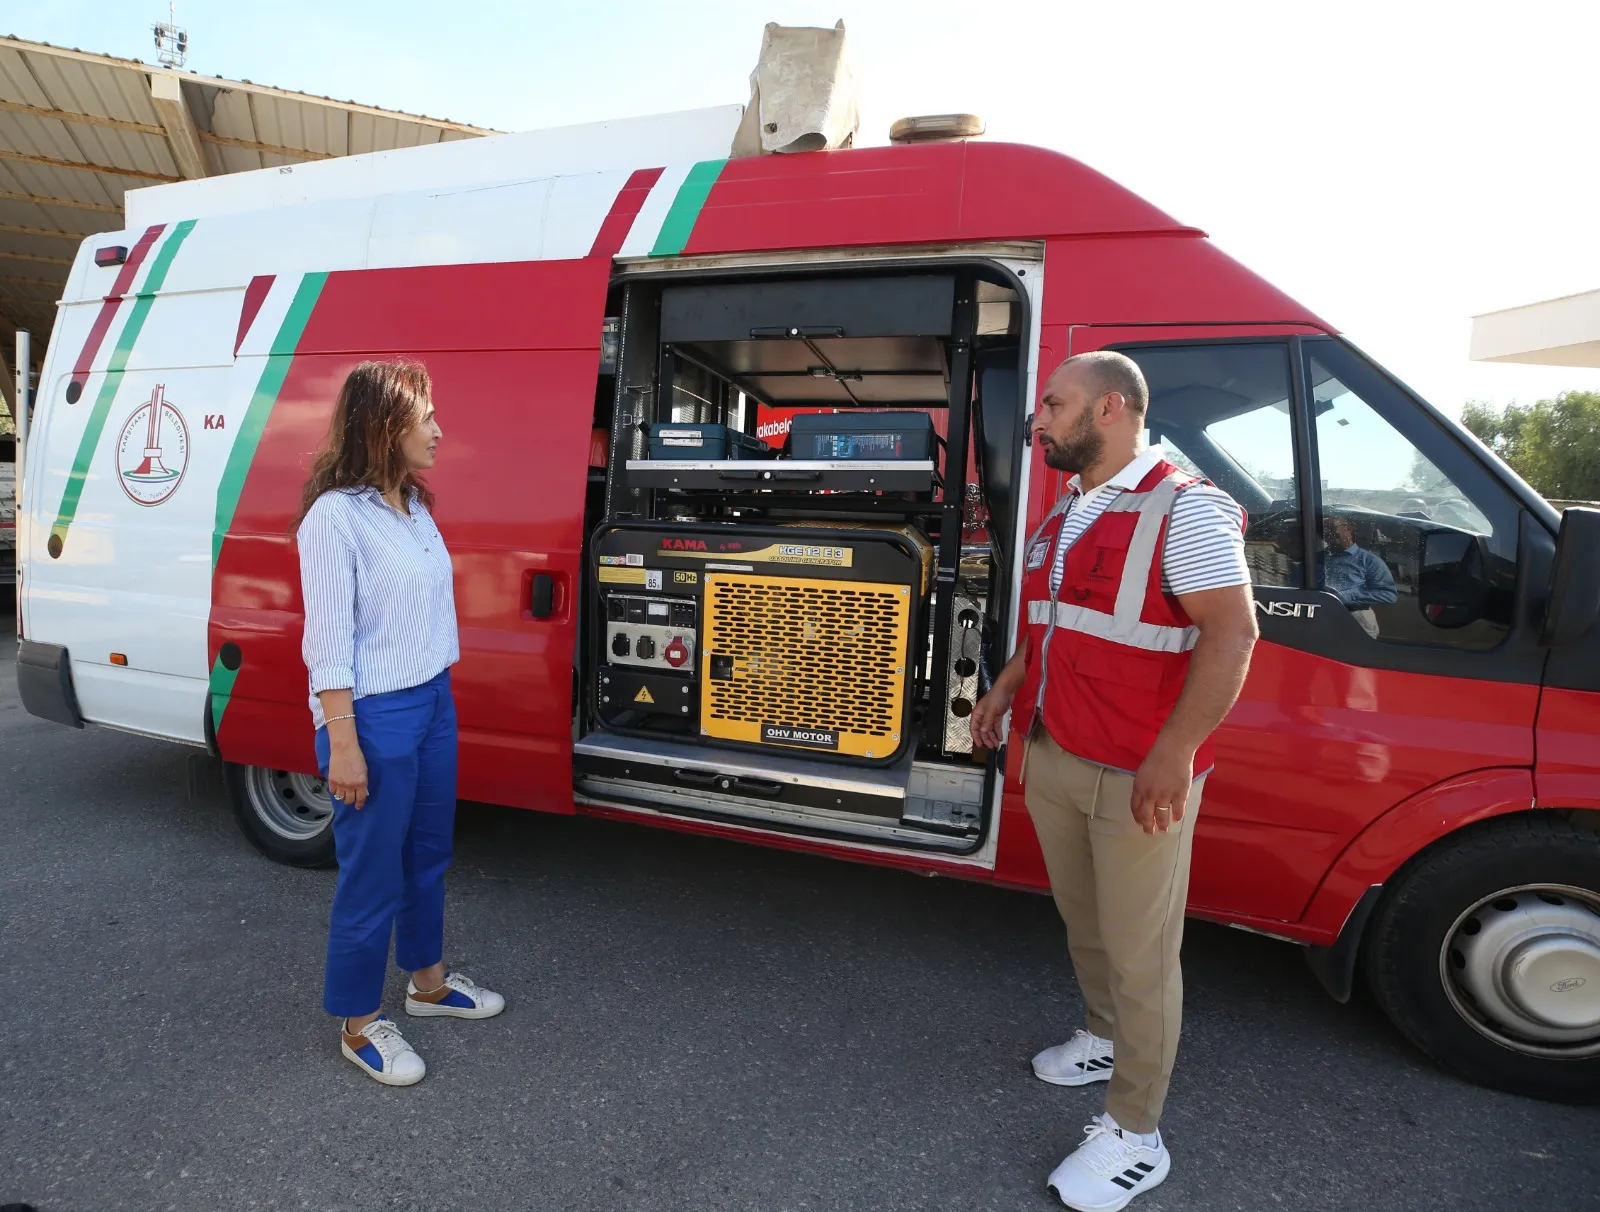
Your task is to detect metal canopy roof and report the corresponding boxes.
[0,33,496,388]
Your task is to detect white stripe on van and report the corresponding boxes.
[616,163,695,259]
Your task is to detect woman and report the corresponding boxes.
[295,359,503,1087]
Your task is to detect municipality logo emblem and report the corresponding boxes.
[116,383,189,506]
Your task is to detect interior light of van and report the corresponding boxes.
[94,246,128,268]
[888,113,985,144]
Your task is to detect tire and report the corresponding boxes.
[225,761,337,868]
[1364,813,1600,1102]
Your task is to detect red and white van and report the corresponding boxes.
[13,103,1600,1102]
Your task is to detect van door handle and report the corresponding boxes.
[730,776,782,798]
[530,573,554,619]
[748,325,845,340]
[671,770,782,798]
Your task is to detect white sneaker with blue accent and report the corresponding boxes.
[340,1015,426,1087]
[1033,1029,1115,1086]
[405,971,505,1020]
[1047,1116,1170,1211]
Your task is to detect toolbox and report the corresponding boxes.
[648,423,771,460]
[787,411,938,462]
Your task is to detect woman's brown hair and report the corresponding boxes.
[293,360,435,532]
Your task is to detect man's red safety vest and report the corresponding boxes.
[1015,459,1234,776]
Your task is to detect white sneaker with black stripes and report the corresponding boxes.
[1046,1115,1169,1212]
[1032,1029,1115,1086]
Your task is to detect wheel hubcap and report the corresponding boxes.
[1441,884,1600,1057]
[244,765,333,843]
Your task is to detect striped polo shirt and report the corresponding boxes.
[297,486,459,729]
[1047,446,1251,598]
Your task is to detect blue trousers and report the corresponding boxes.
[315,670,457,1018]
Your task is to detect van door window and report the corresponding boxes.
[1118,342,1301,589]
[1307,343,1516,650]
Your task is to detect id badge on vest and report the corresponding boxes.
[1026,534,1053,572]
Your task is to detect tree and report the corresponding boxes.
[1460,391,1600,503]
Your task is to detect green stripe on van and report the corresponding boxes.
[48,219,197,555]
[208,655,240,734]
[211,271,327,569]
[650,159,726,257]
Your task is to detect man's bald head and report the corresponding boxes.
[1034,350,1151,477]
[1052,350,1149,417]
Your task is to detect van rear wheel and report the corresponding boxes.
[1364,814,1600,1102]
[225,762,337,868]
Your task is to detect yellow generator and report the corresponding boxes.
[591,523,932,764]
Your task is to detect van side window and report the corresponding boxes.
[1118,342,1301,589]
[1307,342,1516,650]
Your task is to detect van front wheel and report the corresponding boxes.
[1364,814,1600,1103]
[225,762,337,868]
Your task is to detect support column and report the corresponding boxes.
[150,71,211,180]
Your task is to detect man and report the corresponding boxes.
[1319,515,1397,638]
[970,351,1257,1211]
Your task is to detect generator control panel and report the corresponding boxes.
[604,594,697,671]
[591,521,932,759]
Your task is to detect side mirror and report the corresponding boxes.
[1543,506,1600,646]
[1418,528,1489,629]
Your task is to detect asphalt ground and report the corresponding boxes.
[3,616,1597,1212]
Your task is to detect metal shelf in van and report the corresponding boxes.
[624,458,939,494]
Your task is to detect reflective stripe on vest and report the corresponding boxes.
[1026,599,1197,653]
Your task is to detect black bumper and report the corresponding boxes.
[16,640,84,728]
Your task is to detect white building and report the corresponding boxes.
[1470,288,1600,370]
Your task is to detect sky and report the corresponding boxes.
[13,0,1600,416]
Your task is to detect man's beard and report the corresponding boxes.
[1041,406,1103,473]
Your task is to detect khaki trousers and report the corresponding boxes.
[1024,728,1203,1133]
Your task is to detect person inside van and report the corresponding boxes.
[294,359,504,1087]
[1318,514,1397,638]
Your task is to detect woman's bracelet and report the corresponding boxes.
[324,713,356,725]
